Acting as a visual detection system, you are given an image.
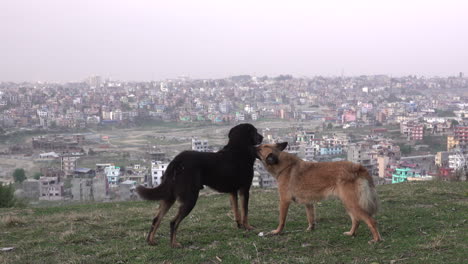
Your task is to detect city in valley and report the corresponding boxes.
[0,74,467,203]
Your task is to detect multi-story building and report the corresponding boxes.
[453,126,468,148]
[401,121,424,141]
[39,176,64,200]
[435,151,454,167]
[61,155,80,176]
[448,153,468,170]
[347,143,377,176]
[304,143,320,161]
[192,138,209,152]
[319,145,343,156]
[392,168,421,184]
[447,136,459,151]
[151,161,169,186]
[105,165,121,186]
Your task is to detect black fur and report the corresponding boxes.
[136,123,263,247]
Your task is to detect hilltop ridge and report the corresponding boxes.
[1,181,467,264]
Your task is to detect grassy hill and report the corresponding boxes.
[1,181,467,264]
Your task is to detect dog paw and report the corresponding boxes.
[266,230,281,236]
[243,224,255,230]
[147,240,157,246]
[343,231,355,237]
[171,242,182,248]
[368,238,383,244]
[306,224,315,231]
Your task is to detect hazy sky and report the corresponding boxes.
[1,0,467,82]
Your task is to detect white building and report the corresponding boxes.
[151,161,169,186]
[192,138,209,152]
[105,165,121,186]
[448,153,468,170]
[235,112,245,121]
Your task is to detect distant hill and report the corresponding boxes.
[1,181,467,263]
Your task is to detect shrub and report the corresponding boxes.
[0,183,16,208]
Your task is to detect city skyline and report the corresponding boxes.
[1,0,467,82]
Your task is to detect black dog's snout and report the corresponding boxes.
[256,134,264,144]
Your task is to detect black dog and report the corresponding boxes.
[137,123,263,248]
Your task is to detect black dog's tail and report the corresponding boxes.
[136,161,176,201]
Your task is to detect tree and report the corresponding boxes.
[327,123,333,130]
[450,119,459,128]
[0,184,15,208]
[33,172,43,180]
[13,168,26,183]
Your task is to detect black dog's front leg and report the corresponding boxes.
[239,187,254,230]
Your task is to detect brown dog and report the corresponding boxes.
[256,142,382,243]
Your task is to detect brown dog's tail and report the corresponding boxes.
[356,165,379,216]
[136,161,176,201]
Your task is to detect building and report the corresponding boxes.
[192,138,209,152]
[253,162,277,188]
[448,153,468,170]
[447,136,459,151]
[392,168,421,184]
[19,180,40,199]
[319,145,343,156]
[61,155,80,176]
[39,176,63,200]
[304,143,320,161]
[105,165,121,186]
[88,75,101,89]
[151,161,169,186]
[401,121,424,141]
[122,164,147,184]
[453,126,468,148]
[347,143,376,176]
[71,173,108,202]
[435,151,454,167]
[295,131,316,143]
[377,156,390,179]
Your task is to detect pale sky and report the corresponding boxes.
[1,0,467,82]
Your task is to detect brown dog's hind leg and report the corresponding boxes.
[305,203,316,231]
[229,192,242,228]
[343,211,360,237]
[147,199,175,245]
[360,213,381,243]
[239,188,254,230]
[345,206,381,243]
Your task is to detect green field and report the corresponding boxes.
[1,181,467,264]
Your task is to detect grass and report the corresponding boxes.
[1,181,467,264]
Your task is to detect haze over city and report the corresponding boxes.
[1,0,468,82]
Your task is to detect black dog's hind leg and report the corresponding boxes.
[169,192,199,248]
[147,198,175,245]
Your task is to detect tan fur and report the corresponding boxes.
[257,143,382,243]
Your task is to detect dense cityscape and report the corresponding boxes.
[0,74,467,202]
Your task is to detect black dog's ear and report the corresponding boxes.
[228,127,236,139]
[276,142,288,151]
[266,153,279,165]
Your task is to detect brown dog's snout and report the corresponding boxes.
[255,146,262,159]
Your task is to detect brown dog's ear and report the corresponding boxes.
[266,153,279,165]
[276,142,288,151]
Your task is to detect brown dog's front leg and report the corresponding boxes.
[268,199,290,235]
